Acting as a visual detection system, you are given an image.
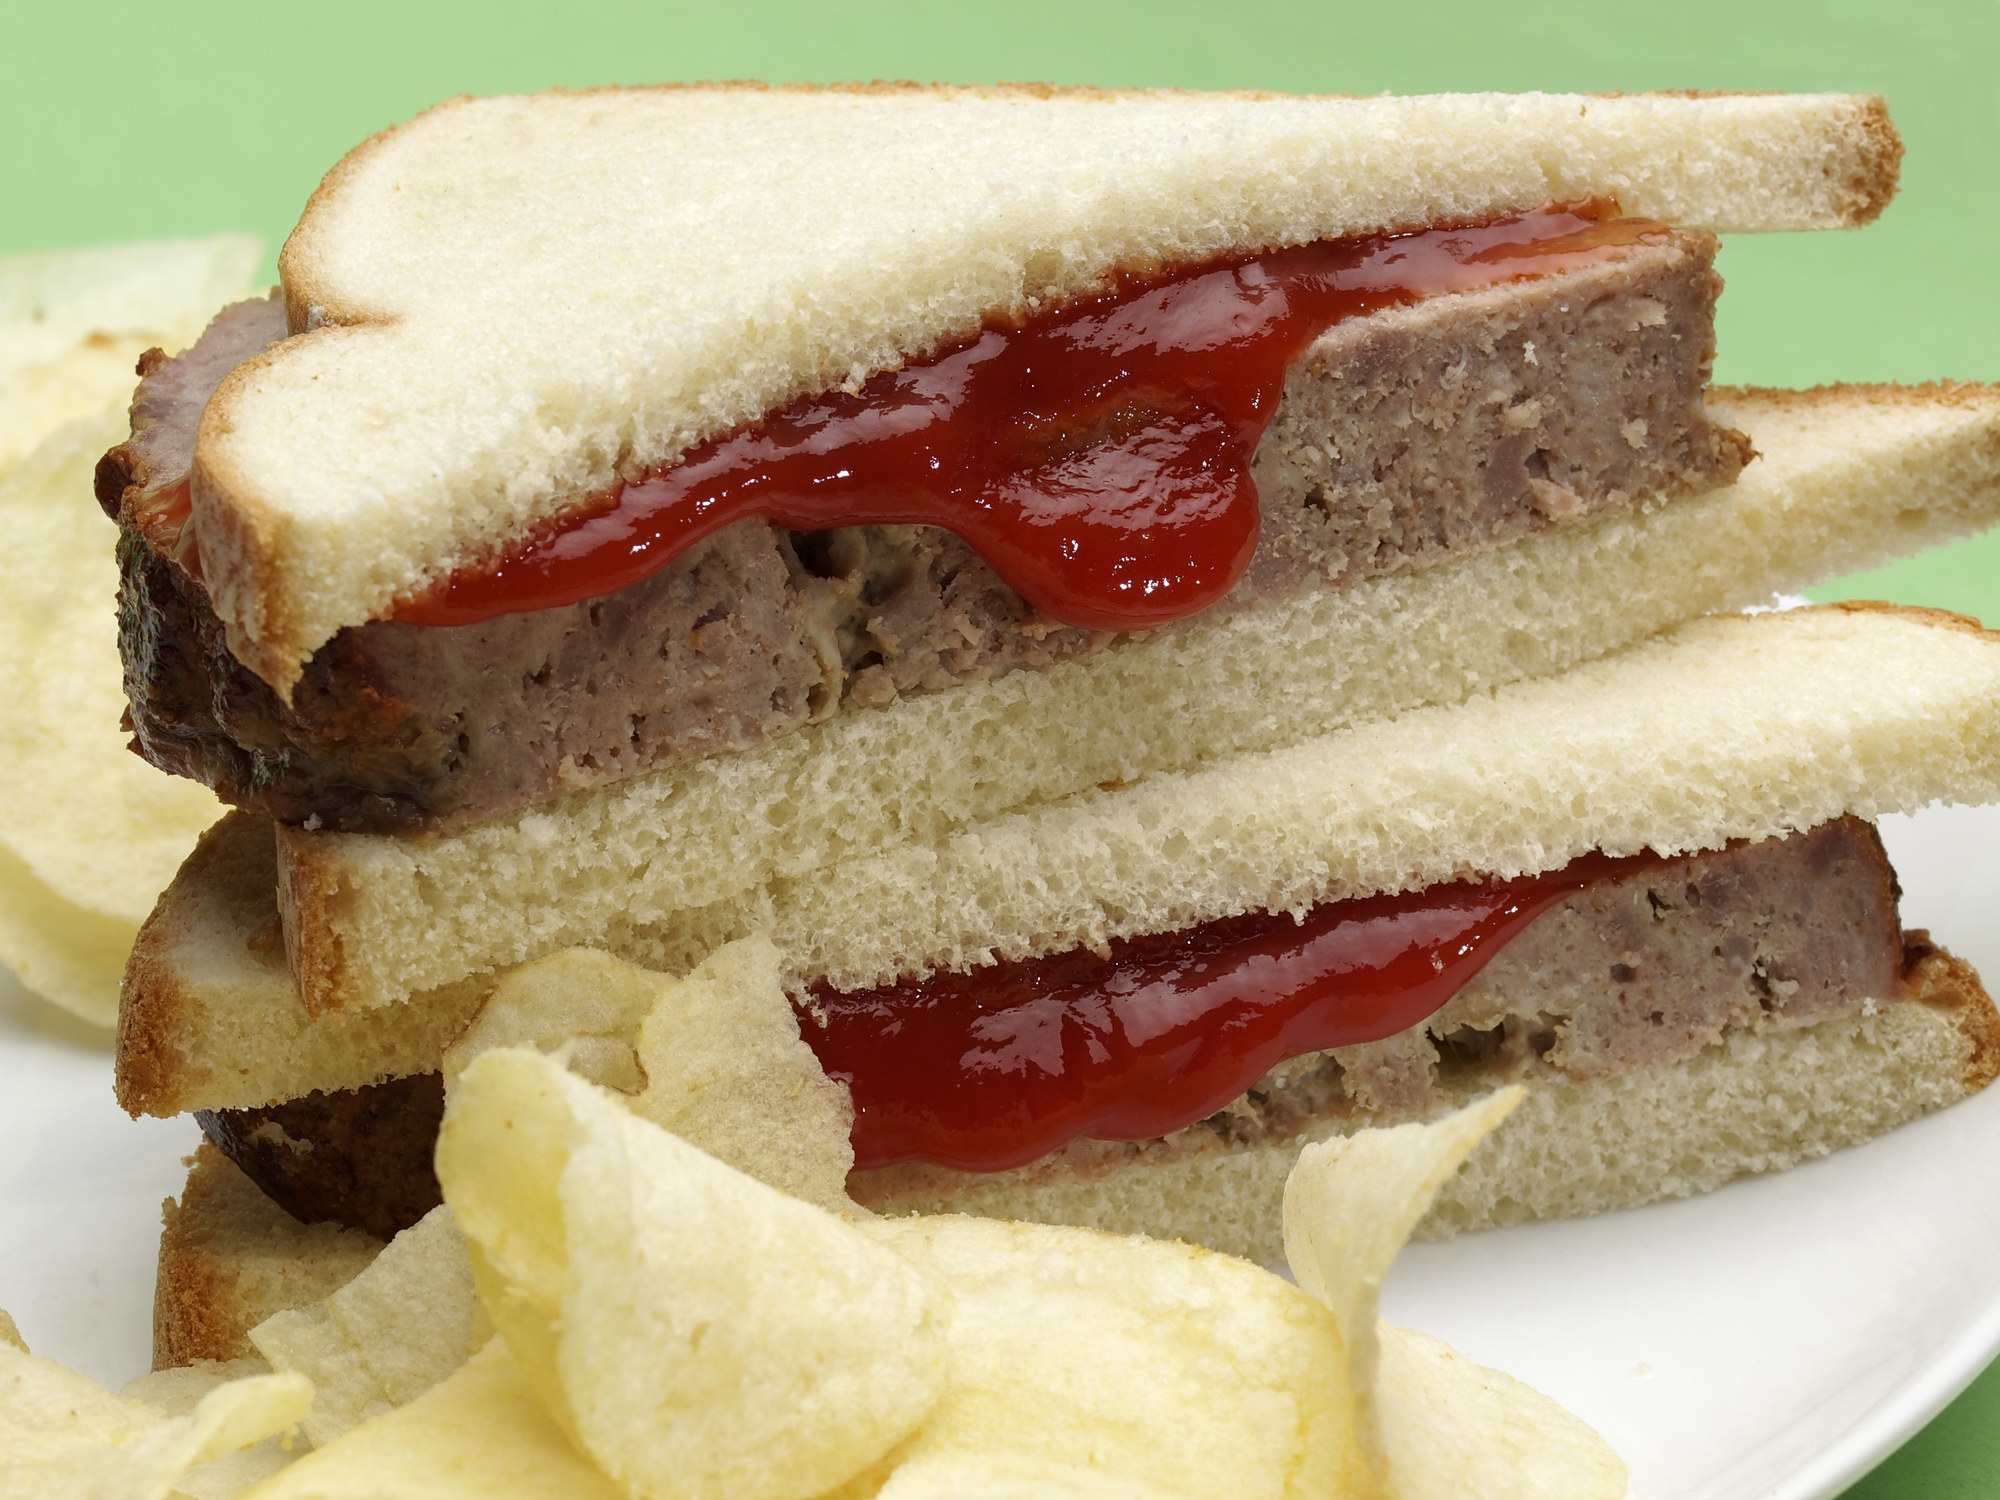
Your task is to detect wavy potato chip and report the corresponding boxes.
[0,1333,308,1500]
[860,1213,1377,1500]
[442,947,661,1094]
[237,1338,620,1500]
[1281,1089,1625,1499]
[629,936,856,1211]
[424,1052,1622,1500]
[1284,1087,1524,1473]
[0,236,257,1021]
[0,237,260,378]
[122,1360,303,1500]
[0,409,225,1022]
[250,1206,485,1447]
[437,1048,948,1500]
[0,332,160,483]
[1374,1326,1626,1500]
[444,939,857,1210]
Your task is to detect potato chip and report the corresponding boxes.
[0,836,138,1026]
[436,1048,948,1500]
[0,333,158,483]
[0,408,224,1022]
[444,940,858,1211]
[250,1206,485,1446]
[0,1307,24,1352]
[235,1338,621,1500]
[1283,1088,1524,1476]
[0,1336,308,1500]
[442,947,660,1094]
[0,237,260,382]
[861,1214,1376,1500]
[630,936,855,1211]
[121,1360,300,1500]
[867,1451,1201,1498]
[1374,1325,1625,1500]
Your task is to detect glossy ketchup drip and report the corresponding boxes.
[400,203,1665,630]
[806,849,1659,1173]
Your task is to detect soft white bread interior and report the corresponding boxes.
[196,87,1900,689]
[856,946,2000,1264]
[275,384,2000,1012]
[152,948,1997,1361]
[123,602,2000,1114]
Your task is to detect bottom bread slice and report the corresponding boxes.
[852,944,2000,1263]
[154,1140,384,1369]
[153,945,1998,1367]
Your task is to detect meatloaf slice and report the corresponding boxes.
[202,818,1895,1238]
[104,232,1747,835]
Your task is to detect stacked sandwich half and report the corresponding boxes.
[93,86,2000,1366]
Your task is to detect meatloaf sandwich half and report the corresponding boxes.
[88,90,2000,1355]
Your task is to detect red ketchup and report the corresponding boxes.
[400,203,1665,629]
[805,849,1659,1173]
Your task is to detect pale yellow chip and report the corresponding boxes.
[0,236,260,380]
[1375,1325,1626,1500]
[444,940,858,1211]
[1284,1088,1524,1475]
[437,1047,948,1500]
[630,936,855,1211]
[868,1451,1203,1498]
[862,1214,1376,1500]
[0,409,224,1023]
[250,1205,485,1447]
[237,1338,621,1500]
[0,332,160,483]
[0,1307,24,1352]
[0,1337,308,1500]
[442,947,660,1094]
[121,1359,300,1500]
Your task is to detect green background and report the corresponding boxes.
[4,0,1996,1491]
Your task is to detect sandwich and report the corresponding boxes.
[90,87,2000,1364]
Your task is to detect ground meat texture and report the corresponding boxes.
[204,820,1898,1236]
[107,233,1745,834]
[196,1074,445,1240]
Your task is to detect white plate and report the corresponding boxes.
[2,804,1997,1497]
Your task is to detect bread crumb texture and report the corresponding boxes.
[196,88,1898,687]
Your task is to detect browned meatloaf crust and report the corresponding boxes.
[204,817,1895,1238]
[102,233,1747,836]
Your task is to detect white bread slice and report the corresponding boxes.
[275,384,2000,1013]
[636,604,2000,991]
[151,951,1997,1363]
[195,87,1900,690]
[121,603,2000,1115]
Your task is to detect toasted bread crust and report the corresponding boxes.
[115,816,264,1117]
[154,1143,381,1368]
[118,809,487,1117]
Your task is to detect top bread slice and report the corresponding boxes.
[193,87,1900,694]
